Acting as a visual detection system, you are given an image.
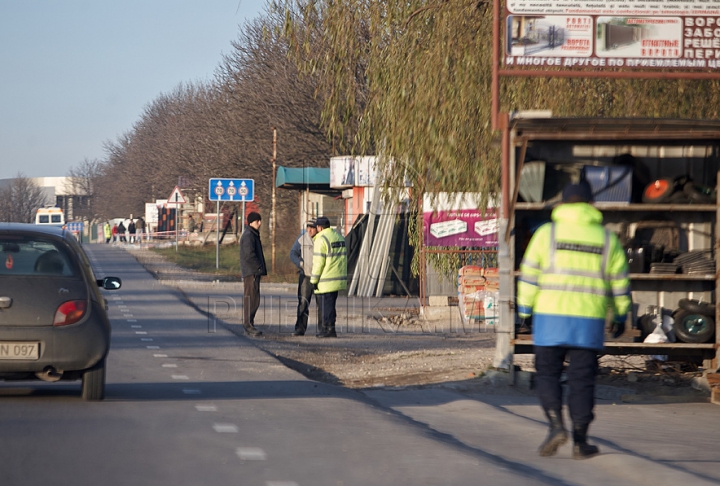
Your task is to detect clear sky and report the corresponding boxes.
[0,0,265,179]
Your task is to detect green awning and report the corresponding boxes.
[276,166,339,195]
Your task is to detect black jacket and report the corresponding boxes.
[240,225,267,277]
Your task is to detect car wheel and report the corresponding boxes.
[678,298,715,316]
[82,358,106,401]
[672,310,715,344]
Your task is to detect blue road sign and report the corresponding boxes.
[67,222,84,232]
[208,178,254,202]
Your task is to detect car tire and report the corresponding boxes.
[82,358,106,401]
[672,310,715,344]
[678,298,715,316]
[683,182,716,204]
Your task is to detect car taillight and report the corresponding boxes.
[53,300,87,326]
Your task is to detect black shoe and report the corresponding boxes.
[244,325,263,337]
[316,329,337,338]
[538,409,568,457]
[292,330,305,336]
[572,425,599,459]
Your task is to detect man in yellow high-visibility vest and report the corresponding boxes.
[518,181,631,459]
[310,216,347,338]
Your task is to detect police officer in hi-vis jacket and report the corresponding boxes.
[517,180,631,459]
[310,216,347,338]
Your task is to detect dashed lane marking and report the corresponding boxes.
[182,389,201,395]
[162,364,178,368]
[141,338,153,342]
[266,482,299,486]
[153,354,168,358]
[195,405,217,412]
[135,331,148,335]
[172,375,189,380]
[213,424,239,433]
[236,448,267,460]
[147,346,160,349]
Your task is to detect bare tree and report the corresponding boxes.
[0,173,48,223]
[66,157,102,222]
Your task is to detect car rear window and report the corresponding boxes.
[0,237,77,277]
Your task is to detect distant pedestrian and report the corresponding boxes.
[128,219,136,243]
[517,181,631,459]
[111,224,118,243]
[239,212,266,337]
[187,214,196,233]
[136,217,146,243]
[310,216,347,338]
[289,219,318,336]
[104,222,112,244]
[117,221,126,243]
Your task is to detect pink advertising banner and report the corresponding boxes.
[423,193,499,248]
[505,0,720,69]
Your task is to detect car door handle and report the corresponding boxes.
[0,296,12,309]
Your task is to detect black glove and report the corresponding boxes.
[517,316,532,334]
[610,318,625,339]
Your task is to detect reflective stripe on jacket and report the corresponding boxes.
[310,228,347,293]
[517,203,631,350]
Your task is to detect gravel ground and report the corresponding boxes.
[124,243,711,399]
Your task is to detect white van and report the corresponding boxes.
[35,207,65,226]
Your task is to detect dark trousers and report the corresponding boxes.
[295,275,315,333]
[317,291,338,332]
[243,275,261,327]
[534,346,599,428]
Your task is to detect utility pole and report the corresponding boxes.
[271,127,277,273]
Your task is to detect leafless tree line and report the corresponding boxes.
[67,3,335,249]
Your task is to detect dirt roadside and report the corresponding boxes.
[126,245,711,400]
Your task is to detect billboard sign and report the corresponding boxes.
[423,193,498,248]
[505,0,720,70]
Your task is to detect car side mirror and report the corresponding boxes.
[97,277,122,290]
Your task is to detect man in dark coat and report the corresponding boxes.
[239,212,267,336]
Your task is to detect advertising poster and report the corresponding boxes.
[329,156,355,188]
[423,193,498,248]
[504,0,720,70]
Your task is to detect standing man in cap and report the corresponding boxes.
[517,180,631,459]
[289,219,318,336]
[240,211,267,336]
[310,216,347,338]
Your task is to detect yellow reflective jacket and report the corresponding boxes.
[517,203,631,350]
[310,228,348,294]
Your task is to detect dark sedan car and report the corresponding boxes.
[0,223,120,400]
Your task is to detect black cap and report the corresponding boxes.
[315,216,331,228]
[306,219,317,228]
[247,212,262,224]
[562,181,593,203]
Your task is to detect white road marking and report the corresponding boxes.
[236,448,267,460]
[162,364,177,368]
[123,314,134,317]
[135,331,148,335]
[141,338,153,342]
[195,405,217,412]
[146,346,160,349]
[127,319,137,322]
[266,482,299,486]
[131,325,142,328]
[153,354,168,357]
[213,424,239,433]
[182,389,201,394]
[171,375,189,380]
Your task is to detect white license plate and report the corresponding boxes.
[0,342,40,360]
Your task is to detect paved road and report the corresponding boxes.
[0,244,717,486]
